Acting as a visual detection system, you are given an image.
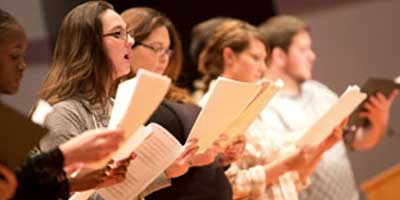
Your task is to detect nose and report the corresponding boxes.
[309,49,316,62]
[18,57,27,71]
[126,34,135,48]
[158,50,169,64]
[259,61,267,77]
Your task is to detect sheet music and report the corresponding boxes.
[298,85,367,146]
[188,77,261,153]
[97,123,183,200]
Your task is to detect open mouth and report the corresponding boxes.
[124,53,130,61]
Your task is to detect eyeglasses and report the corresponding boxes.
[133,42,173,58]
[103,29,135,41]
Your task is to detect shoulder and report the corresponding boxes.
[147,100,201,144]
[45,98,92,131]
[303,80,338,100]
[50,98,91,118]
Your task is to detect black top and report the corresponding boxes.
[13,148,69,200]
[145,100,232,200]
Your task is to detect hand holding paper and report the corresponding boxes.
[88,69,171,169]
[97,123,183,200]
[189,77,281,153]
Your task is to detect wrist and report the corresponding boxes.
[59,144,76,167]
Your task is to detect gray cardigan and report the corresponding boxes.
[39,98,171,200]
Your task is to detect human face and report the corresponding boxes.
[0,29,27,95]
[285,30,316,83]
[130,26,171,74]
[101,9,134,81]
[225,38,267,83]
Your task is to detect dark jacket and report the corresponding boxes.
[145,100,232,200]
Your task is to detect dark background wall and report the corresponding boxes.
[40,0,276,90]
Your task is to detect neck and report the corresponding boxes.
[265,64,302,96]
[221,71,234,80]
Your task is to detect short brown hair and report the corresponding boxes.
[258,15,308,52]
[0,8,24,44]
[190,17,236,66]
[199,20,266,90]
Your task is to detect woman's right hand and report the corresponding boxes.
[60,128,125,167]
[69,155,135,192]
[190,134,228,167]
[164,139,198,179]
[0,164,17,200]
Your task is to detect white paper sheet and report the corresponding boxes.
[188,77,262,153]
[109,69,171,136]
[223,79,282,139]
[297,85,367,146]
[30,99,53,126]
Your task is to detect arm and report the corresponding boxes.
[225,121,290,199]
[0,164,17,200]
[13,148,69,200]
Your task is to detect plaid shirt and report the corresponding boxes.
[226,118,304,200]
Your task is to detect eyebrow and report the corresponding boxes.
[107,24,125,32]
[146,41,169,47]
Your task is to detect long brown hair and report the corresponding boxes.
[198,20,267,91]
[39,1,114,105]
[121,7,193,104]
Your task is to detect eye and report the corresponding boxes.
[112,31,123,39]
[10,54,20,60]
[251,54,261,61]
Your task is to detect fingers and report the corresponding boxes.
[368,95,382,109]
[182,147,198,166]
[213,134,229,153]
[338,117,349,129]
[388,90,399,103]
[180,145,199,160]
[0,165,17,190]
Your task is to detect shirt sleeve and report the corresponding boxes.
[14,148,69,200]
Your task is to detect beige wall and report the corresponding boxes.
[296,0,400,186]
[0,0,49,114]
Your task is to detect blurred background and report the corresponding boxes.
[1,0,399,198]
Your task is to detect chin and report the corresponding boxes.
[2,88,18,95]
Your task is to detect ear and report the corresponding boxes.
[271,47,288,68]
[222,47,237,70]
